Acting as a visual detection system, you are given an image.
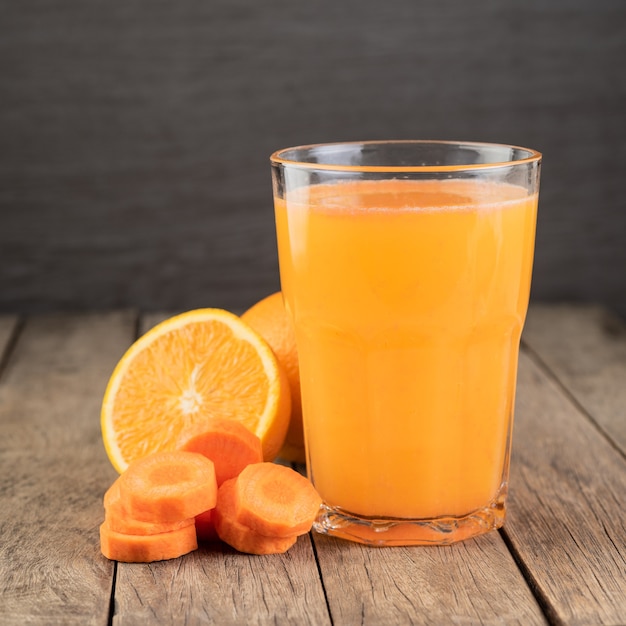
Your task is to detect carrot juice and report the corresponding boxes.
[271,141,541,545]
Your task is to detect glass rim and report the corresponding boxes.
[270,139,542,173]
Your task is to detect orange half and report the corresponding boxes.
[101,309,290,473]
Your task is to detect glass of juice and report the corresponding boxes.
[270,141,541,546]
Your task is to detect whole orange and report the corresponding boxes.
[241,292,304,463]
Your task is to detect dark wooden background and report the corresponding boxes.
[1,0,625,316]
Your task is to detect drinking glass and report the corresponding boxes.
[271,141,541,545]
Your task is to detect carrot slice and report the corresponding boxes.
[104,478,194,535]
[118,450,217,523]
[213,479,297,555]
[234,463,322,538]
[178,417,263,486]
[99,520,198,562]
[195,508,218,543]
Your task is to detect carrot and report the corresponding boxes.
[213,479,298,555]
[234,463,322,538]
[178,417,263,486]
[195,508,218,543]
[104,478,194,535]
[99,520,198,562]
[118,450,217,523]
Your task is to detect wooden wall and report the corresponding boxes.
[1,0,625,315]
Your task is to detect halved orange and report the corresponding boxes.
[101,309,291,473]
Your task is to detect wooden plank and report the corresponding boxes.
[138,310,561,622]
[0,311,137,625]
[314,531,546,625]
[113,538,330,625]
[504,347,626,625]
[522,303,626,456]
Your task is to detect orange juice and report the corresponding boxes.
[275,179,537,522]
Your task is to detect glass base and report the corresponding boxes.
[312,496,507,546]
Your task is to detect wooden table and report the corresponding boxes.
[1,304,625,625]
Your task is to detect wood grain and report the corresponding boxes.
[314,526,546,624]
[113,538,330,625]
[504,347,626,625]
[522,304,626,456]
[0,312,136,625]
[1,1,625,316]
[1,306,624,624]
